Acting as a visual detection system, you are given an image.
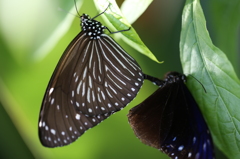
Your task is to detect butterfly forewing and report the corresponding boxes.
[39,10,143,147]
[128,72,214,159]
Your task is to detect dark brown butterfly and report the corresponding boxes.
[128,72,214,159]
[38,4,143,147]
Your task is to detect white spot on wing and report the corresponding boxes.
[87,87,91,103]
[193,136,196,144]
[39,121,42,127]
[178,145,184,151]
[75,114,81,120]
[82,82,85,97]
[188,152,192,157]
[173,137,177,141]
[72,90,74,97]
[75,75,79,82]
[89,76,92,88]
[92,90,95,102]
[83,67,87,80]
[203,142,206,151]
[49,88,54,95]
[50,129,56,135]
[93,62,96,79]
[88,108,92,113]
[77,81,82,94]
[51,98,55,105]
[97,93,102,103]
[101,91,105,100]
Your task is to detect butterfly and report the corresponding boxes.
[128,72,214,159]
[38,4,143,147]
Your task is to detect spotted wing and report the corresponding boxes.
[69,34,143,116]
[39,31,143,147]
[39,87,111,147]
[128,81,214,159]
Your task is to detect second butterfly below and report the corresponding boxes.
[128,72,214,159]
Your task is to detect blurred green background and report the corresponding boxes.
[0,0,238,158]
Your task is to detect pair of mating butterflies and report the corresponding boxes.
[38,4,214,159]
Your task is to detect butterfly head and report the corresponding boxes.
[80,14,105,39]
[164,71,187,84]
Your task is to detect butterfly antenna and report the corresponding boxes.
[58,6,79,18]
[74,0,81,17]
[92,3,111,20]
[189,75,207,93]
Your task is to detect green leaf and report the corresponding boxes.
[121,0,153,24]
[180,0,240,158]
[209,0,240,74]
[33,0,84,61]
[93,0,162,63]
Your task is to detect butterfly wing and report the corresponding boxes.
[39,29,143,147]
[128,79,214,159]
[39,85,111,147]
[70,34,143,116]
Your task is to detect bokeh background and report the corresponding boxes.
[0,0,239,158]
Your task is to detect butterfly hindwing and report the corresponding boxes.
[39,81,112,147]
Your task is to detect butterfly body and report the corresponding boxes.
[39,8,143,147]
[128,72,214,159]
[80,14,105,39]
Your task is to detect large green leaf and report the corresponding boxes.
[180,0,240,158]
[209,0,240,74]
[93,0,161,63]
